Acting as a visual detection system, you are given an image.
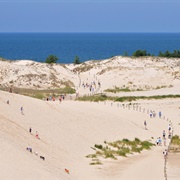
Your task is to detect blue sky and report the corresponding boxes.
[0,0,179,32]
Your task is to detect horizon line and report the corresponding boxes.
[0,32,180,33]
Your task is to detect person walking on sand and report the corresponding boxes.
[7,100,9,104]
[163,149,168,159]
[20,106,24,115]
[35,131,39,139]
[159,111,162,118]
[163,137,166,146]
[144,120,147,130]
[158,137,162,145]
[29,127,32,134]
[150,112,153,118]
[168,124,171,132]
[156,137,159,145]
[162,130,166,139]
[168,131,172,139]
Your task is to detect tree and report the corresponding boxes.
[73,56,81,64]
[45,55,59,64]
[158,51,164,57]
[133,50,148,57]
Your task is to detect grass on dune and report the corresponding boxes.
[169,135,180,153]
[0,86,76,100]
[171,135,180,145]
[86,138,155,165]
[77,94,180,102]
[104,87,131,93]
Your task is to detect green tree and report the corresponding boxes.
[133,50,148,57]
[45,55,59,64]
[164,50,170,57]
[159,50,180,58]
[73,56,81,64]
[158,51,164,57]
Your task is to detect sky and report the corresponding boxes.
[0,0,179,32]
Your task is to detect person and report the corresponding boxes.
[144,120,147,130]
[168,124,171,131]
[29,127,32,134]
[156,137,160,145]
[35,131,39,139]
[26,147,32,153]
[163,137,166,146]
[168,131,172,139]
[163,149,168,159]
[20,106,24,114]
[150,112,153,118]
[159,111,162,118]
[162,130,166,139]
[7,100,9,104]
[158,137,162,145]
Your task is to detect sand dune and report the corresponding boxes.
[1,89,179,179]
[0,57,180,95]
[0,56,180,179]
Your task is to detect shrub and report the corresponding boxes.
[140,141,154,150]
[95,144,103,150]
[131,146,142,153]
[90,161,102,165]
[134,138,141,143]
[133,50,148,57]
[45,55,59,64]
[171,135,180,145]
[73,56,81,64]
[117,150,126,157]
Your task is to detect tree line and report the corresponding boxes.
[44,49,180,64]
[45,55,81,64]
[127,49,180,58]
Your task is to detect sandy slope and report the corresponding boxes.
[0,56,179,179]
[1,89,179,180]
[0,57,179,95]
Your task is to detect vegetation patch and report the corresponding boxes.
[76,94,114,102]
[77,94,180,102]
[3,87,75,100]
[86,138,154,165]
[169,135,180,153]
[0,57,9,61]
[104,87,131,93]
[73,64,94,72]
[104,85,173,93]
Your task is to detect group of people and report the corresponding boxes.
[45,94,66,102]
[26,128,45,159]
[159,124,172,159]
[149,111,162,118]
[81,79,101,94]
[6,98,44,160]
[145,109,172,160]
[29,127,40,139]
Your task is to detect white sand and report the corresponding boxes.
[0,90,179,179]
[0,56,180,179]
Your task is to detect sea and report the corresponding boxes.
[0,33,180,64]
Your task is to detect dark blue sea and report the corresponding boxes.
[0,33,180,64]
